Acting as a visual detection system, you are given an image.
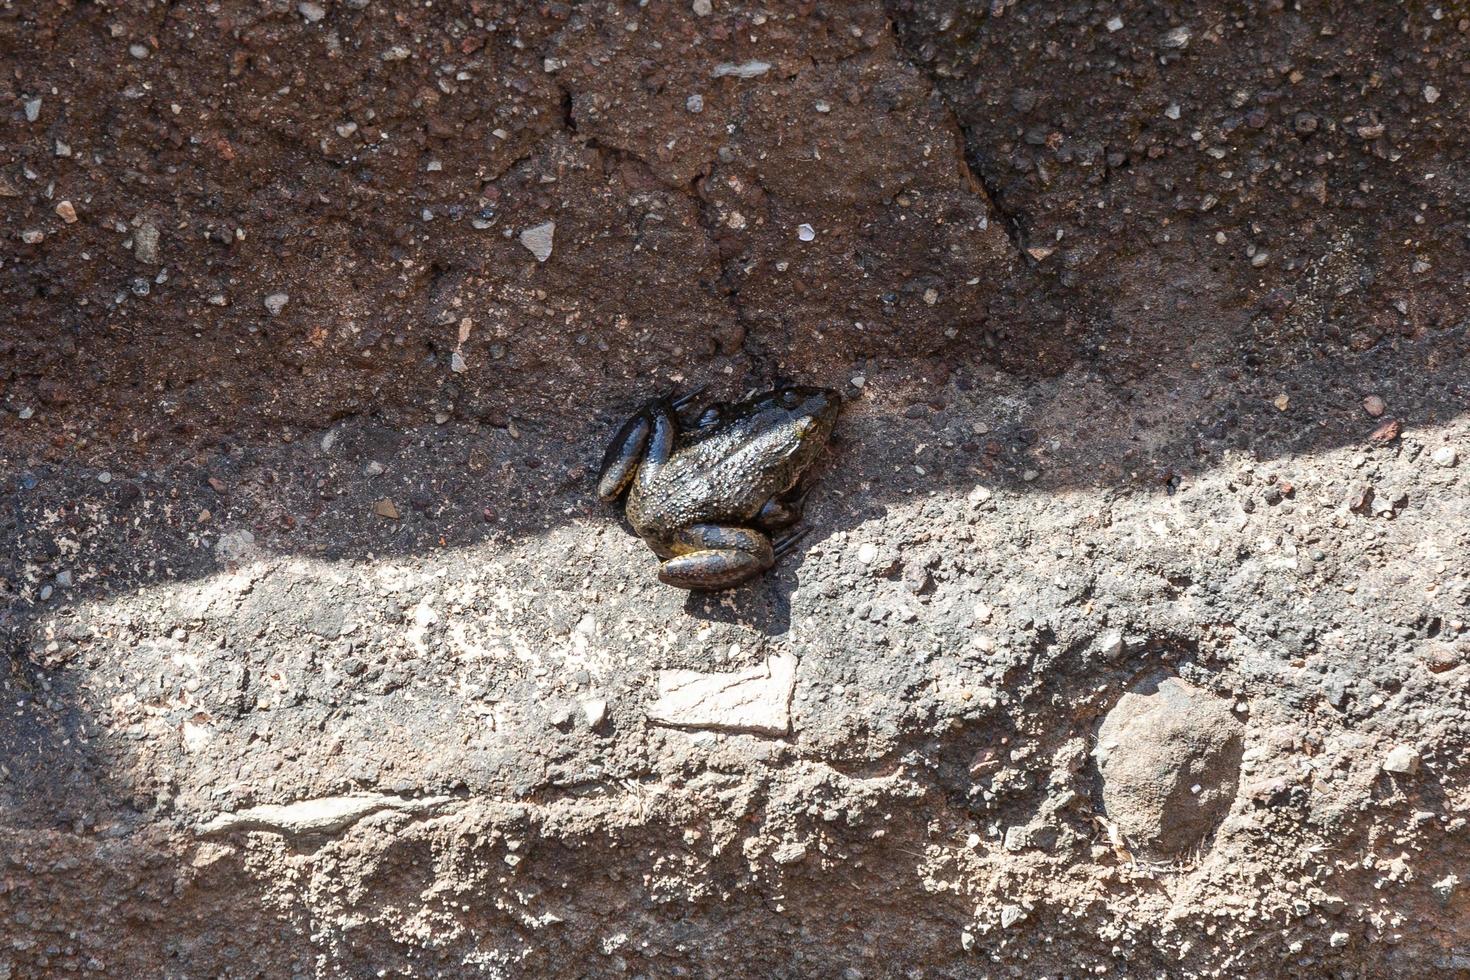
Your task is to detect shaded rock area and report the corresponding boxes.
[3,1,1470,978]
[1095,674,1244,859]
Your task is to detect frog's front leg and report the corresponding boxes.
[596,395,681,501]
[657,524,774,590]
[753,485,812,530]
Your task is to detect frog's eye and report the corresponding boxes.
[779,389,801,408]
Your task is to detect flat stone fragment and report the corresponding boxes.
[198,794,451,836]
[712,60,771,79]
[648,653,796,735]
[519,221,556,262]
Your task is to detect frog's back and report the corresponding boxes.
[626,429,794,541]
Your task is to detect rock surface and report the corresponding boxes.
[2,1,1469,977]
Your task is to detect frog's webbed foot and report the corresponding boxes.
[597,391,690,501]
[657,524,774,591]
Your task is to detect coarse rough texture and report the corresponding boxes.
[1094,674,1245,859]
[3,1,1470,978]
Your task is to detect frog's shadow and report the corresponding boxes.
[679,571,797,636]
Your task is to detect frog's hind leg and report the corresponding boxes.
[597,397,678,501]
[657,524,774,590]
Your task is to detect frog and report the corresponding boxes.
[596,384,841,590]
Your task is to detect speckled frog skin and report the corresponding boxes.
[596,385,840,590]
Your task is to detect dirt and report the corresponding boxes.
[2,1,1469,977]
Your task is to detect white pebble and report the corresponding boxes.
[263,292,290,315]
[519,221,556,262]
[797,223,816,242]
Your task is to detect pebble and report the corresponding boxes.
[1362,394,1386,417]
[1382,745,1420,775]
[711,61,771,79]
[692,0,713,14]
[1159,26,1191,49]
[134,223,161,264]
[1424,84,1441,104]
[857,542,877,564]
[336,122,359,138]
[797,223,816,242]
[373,498,401,520]
[1368,419,1401,443]
[264,292,290,315]
[1273,393,1290,412]
[364,461,385,477]
[1329,932,1350,949]
[128,42,149,59]
[581,698,608,728]
[686,94,705,114]
[21,229,44,244]
[1431,445,1457,467]
[24,97,41,122]
[55,201,77,223]
[97,471,112,484]
[56,571,73,587]
[519,221,556,262]
[298,1,326,21]
[1105,15,1124,31]
[40,585,54,602]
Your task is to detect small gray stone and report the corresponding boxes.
[581,698,608,728]
[298,1,326,21]
[55,570,73,588]
[686,93,705,114]
[134,223,161,264]
[519,221,556,262]
[712,60,771,79]
[24,98,42,122]
[363,461,386,477]
[1159,26,1191,49]
[1430,445,1457,468]
[216,529,258,563]
[1382,744,1420,775]
[264,292,290,316]
[692,0,713,14]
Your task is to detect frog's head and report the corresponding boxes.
[745,385,841,463]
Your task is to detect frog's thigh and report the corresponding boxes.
[596,410,652,501]
[658,524,774,590]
